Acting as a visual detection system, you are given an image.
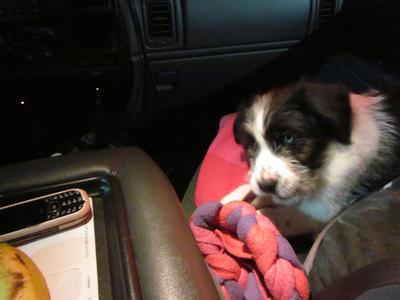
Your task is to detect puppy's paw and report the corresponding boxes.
[220,184,254,205]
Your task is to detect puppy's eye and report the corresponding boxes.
[283,134,295,145]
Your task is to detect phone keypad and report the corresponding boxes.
[45,190,86,220]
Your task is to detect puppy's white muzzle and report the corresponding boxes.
[250,147,300,201]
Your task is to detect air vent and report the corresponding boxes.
[145,0,176,47]
[317,0,337,28]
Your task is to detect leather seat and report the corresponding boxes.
[310,180,400,297]
[313,54,400,93]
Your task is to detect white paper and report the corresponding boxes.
[19,200,99,300]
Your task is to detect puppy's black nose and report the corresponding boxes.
[258,180,277,194]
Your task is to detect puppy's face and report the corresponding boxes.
[234,82,352,204]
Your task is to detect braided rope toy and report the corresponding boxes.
[190,200,310,300]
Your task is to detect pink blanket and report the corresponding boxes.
[195,113,249,206]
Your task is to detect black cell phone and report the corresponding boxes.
[0,189,92,245]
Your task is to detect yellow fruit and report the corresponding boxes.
[0,243,50,300]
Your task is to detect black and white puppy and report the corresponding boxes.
[234,82,400,222]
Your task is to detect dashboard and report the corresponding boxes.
[0,0,139,164]
[135,0,344,107]
[0,0,342,112]
[0,0,123,72]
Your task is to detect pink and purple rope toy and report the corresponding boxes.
[190,200,310,300]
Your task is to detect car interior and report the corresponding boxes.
[1,0,400,299]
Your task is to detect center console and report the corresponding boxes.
[0,147,220,300]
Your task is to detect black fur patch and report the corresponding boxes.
[234,103,258,162]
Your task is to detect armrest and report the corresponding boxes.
[0,147,220,300]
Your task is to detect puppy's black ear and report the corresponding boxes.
[233,106,247,145]
[303,83,352,144]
